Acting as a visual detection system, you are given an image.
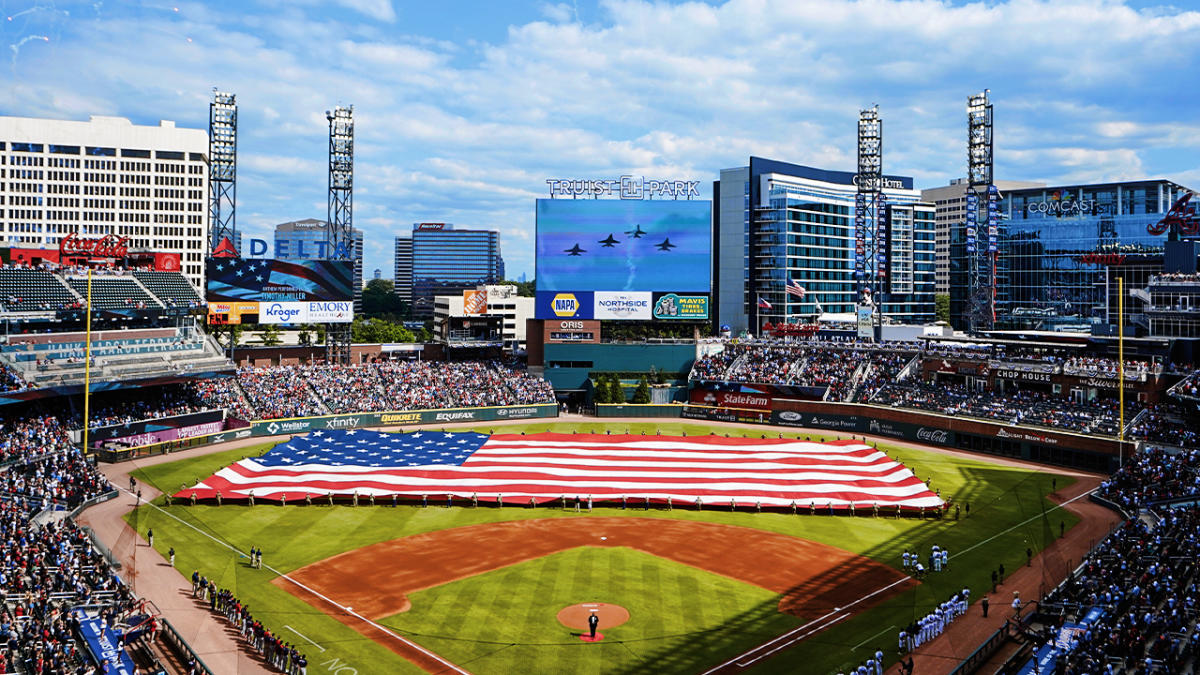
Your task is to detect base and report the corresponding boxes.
[580,632,605,642]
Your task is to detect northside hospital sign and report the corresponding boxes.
[546,176,702,199]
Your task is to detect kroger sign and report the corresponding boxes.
[260,301,355,324]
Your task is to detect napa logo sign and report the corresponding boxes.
[536,291,593,320]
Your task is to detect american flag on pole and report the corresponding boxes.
[757,295,772,310]
[175,430,943,509]
[785,279,806,298]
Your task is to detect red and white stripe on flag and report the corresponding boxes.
[177,432,944,510]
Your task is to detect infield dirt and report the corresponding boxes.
[276,517,914,670]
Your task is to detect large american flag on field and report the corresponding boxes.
[175,430,943,509]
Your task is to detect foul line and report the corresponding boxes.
[852,624,895,651]
[702,487,1099,673]
[284,625,325,652]
[952,487,1096,559]
[112,488,471,675]
[702,573,911,674]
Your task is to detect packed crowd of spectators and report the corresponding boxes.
[0,419,141,674]
[194,378,255,420]
[73,384,213,430]
[212,361,557,419]
[0,411,75,464]
[1177,371,1200,399]
[1035,507,1200,674]
[1130,403,1200,449]
[192,574,307,675]
[871,381,1132,435]
[0,363,27,393]
[1095,447,1200,512]
[689,341,919,402]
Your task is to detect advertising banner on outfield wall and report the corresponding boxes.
[249,404,559,437]
[771,410,946,444]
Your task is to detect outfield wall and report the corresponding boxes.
[595,404,683,418]
[247,403,559,436]
[682,392,1129,472]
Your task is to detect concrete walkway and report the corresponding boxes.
[77,443,275,675]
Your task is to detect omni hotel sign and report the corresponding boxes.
[546,176,701,199]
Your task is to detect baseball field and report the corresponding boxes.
[126,420,1083,674]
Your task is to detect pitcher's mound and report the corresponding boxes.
[556,602,630,630]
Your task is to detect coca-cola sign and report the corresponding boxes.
[59,233,129,259]
[917,428,950,444]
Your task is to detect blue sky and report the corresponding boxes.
[2,0,1198,280]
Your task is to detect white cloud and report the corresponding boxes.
[5,0,1198,277]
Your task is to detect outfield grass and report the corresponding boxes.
[127,421,1080,675]
[377,546,802,674]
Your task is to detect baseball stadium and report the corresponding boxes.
[1,92,1199,675]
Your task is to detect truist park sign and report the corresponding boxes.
[546,176,701,199]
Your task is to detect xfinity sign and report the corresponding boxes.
[546,176,701,200]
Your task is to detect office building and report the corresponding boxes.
[393,236,413,308]
[714,157,936,334]
[0,114,209,288]
[433,284,534,350]
[948,179,1196,331]
[411,223,504,318]
[273,217,364,311]
[921,178,1044,295]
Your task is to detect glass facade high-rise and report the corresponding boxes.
[949,180,1194,331]
[393,236,413,308]
[410,223,504,318]
[714,157,936,333]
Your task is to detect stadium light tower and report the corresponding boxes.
[208,90,237,254]
[856,105,885,340]
[966,90,997,333]
[325,106,354,365]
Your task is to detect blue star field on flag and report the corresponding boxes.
[257,429,488,468]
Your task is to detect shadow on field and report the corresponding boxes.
[611,464,1066,675]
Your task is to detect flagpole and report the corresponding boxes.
[1118,276,1124,469]
[83,268,92,455]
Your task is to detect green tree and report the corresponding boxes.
[361,278,407,318]
[297,324,314,346]
[351,317,416,344]
[935,293,951,324]
[256,324,283,346]
[591,377,609,404]
[501,279,536,297]
[632,375,652,404]
[609,376,626,403]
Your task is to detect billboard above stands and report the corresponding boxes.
[594,291,652,320]
[535,291,594,320]
[206,258,353,302]
[535,199,712,295]
[259,301,354,324]
[464,289,488,315]
[207,301,260,325]
[653,293,709,320]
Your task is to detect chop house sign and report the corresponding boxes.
[59,233,130,259]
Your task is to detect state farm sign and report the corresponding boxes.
[690,390,773,410]
[59,233,129,258]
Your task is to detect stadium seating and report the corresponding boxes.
[0,327,230,388]
[211,361,558,420]
[66,275,162,311]
[0,266,81,312]
[133,270,203,306]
